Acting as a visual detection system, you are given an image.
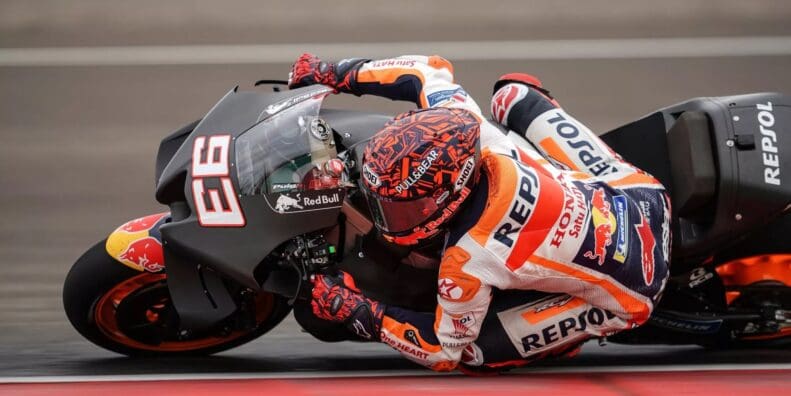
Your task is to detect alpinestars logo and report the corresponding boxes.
[404,330,421,347]
[635,202,656,286]
[491,84,528,124]
[352,319,372,340]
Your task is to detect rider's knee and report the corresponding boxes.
[491,81,558,131]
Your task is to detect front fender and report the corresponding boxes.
[105,213,170,272]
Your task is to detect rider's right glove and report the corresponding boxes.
[287,53,366,93]
[310,271,385,341]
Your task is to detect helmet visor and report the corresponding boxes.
[365,193,440,234]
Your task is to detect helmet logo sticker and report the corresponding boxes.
[363,164,381,187]
[435,190,450,205]
[454,157,476,192]
[395,149,439,194]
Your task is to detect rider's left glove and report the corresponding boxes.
[287,53,366,93]
[310,271,385,341]
[288,53,338,89]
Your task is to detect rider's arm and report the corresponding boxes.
[432,246,493,369]
[347,56,475,110]
[377,245,492,371]
[289,53,483,114]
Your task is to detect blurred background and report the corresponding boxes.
[1,0,790,376]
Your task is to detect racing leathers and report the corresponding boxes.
[296,54,671,371]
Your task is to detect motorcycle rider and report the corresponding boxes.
[288,53,672,371]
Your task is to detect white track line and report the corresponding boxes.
[1,363,790,384]
[1,36,791,66]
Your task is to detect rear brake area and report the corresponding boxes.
[609,256,791,346]
[717,255,791,341]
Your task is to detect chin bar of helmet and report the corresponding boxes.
[383,187,471,246]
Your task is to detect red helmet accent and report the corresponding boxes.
[361,108,481,245]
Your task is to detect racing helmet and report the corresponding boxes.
[361,107,482,246]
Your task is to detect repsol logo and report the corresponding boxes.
[547,112,617,176]
[521,307,617,352]
[494,157,540,248]
[757,102,781,186]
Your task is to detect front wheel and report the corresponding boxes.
[63,240,292,356]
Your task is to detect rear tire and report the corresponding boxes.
[63,240,291,356]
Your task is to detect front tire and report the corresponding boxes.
[63,240,291,356]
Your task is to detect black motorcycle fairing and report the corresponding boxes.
[164,245,238,331]
[158,85,343,295]
[600,112,673,190]
[602,92,791,265]
[155,118,201,196]
[146,88,398,332]
[155,87,236,206]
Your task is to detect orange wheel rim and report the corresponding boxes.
[716,254,791,341]
[741,327,791,341]
[716,254,791,287]
[95,272,275,352]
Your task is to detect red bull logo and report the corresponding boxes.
[635,212,656,285]
[584,187,615,265]
[121,213,168,233]
[107,213,170,272]
[118,237,165,273]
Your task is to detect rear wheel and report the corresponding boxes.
[717,254,791,347]
[64,240,291,356]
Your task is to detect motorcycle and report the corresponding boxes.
[63,81,791,359]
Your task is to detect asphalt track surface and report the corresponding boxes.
[1,1,791,388]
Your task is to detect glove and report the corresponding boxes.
[311,271,385,340]
[288,53,338,89]
[288,53,367,92]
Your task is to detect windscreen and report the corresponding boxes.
[235,92,347,213]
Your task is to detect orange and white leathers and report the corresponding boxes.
[341,55,671,370]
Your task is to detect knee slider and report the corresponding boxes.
[494,72,544,92]
[493,73,558,106]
